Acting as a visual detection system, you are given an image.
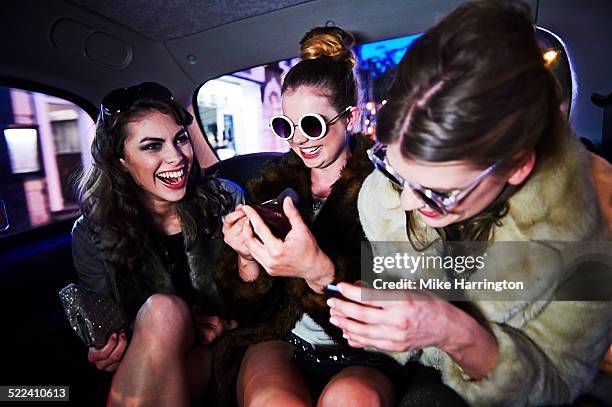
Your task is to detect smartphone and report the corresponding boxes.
[252,188,299,239]
[324,283,381,308]
[324,284,362,305]
[324,283,344,298]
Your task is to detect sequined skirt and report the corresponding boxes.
[286,332,405,381]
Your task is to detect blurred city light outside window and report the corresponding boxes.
[4,128,41,174]
[0,87,95,237]
[197,59,299,158]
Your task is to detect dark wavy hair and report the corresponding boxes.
[376,0,565,247]
[77,97,232,283]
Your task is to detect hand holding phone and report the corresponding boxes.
[252,188,299,239]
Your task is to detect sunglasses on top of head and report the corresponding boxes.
[99,82,193,125]
[269,106,352,141]
[367,142,497,215]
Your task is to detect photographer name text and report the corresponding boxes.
[373,278,524,292]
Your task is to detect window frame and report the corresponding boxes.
[0,76,96,239]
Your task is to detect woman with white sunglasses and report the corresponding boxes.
[328,1,612,406]
[216,26,405,406]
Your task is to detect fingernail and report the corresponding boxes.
[112,333,117,339]
[342,333,348,339]
[329,317,338,325]
[327,299,335,307]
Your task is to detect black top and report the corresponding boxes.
[164,232,194,305]
[71,178,245,321]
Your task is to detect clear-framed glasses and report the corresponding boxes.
[269,106,352,141]
[367,142,497,215]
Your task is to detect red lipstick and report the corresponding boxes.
[300,146,323,160]
[160,176,187,190]
[418,207,441,218]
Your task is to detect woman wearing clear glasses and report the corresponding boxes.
[328,1,612,406]
[217,27,403,406]
[72,82,243,407]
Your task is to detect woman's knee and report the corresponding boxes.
[133,294,193,343]
[246,388,309,407]
[238,341,310,407]
[243,341,293,362]
[240,340,296,379]
[318,366,394,407]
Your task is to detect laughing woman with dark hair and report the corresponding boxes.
[328,1,612,406]
[72,83,243,407]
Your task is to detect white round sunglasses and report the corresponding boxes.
[269,106,352,141]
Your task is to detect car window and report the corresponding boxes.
[537,27,573,119]
[0,86,95,237]
[198,28,571,161]
[197,62,300,159]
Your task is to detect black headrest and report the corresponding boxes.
[205,152,284,191]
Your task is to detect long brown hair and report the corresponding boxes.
[377,0,565,247]
[77,97,232,285]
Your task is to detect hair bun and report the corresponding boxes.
[300,26,356,68]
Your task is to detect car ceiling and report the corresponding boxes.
[70,0,315,41]
[1,0,611,146]
[1,0,486,110]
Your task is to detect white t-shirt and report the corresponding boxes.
[291,195,336,346]
[292,313,336,346]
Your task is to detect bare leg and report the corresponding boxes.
[237,340,312,407]
[317,366,395,407]
[185,342,212,406]
[107,294,211,407]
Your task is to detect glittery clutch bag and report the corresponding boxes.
[59,283,128,347]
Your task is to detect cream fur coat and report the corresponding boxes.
[357,132,612,406]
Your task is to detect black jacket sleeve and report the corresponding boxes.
[71,216,112,297]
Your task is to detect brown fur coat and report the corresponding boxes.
[212,134,374,401]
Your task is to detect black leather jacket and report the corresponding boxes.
[71,178,244,321]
